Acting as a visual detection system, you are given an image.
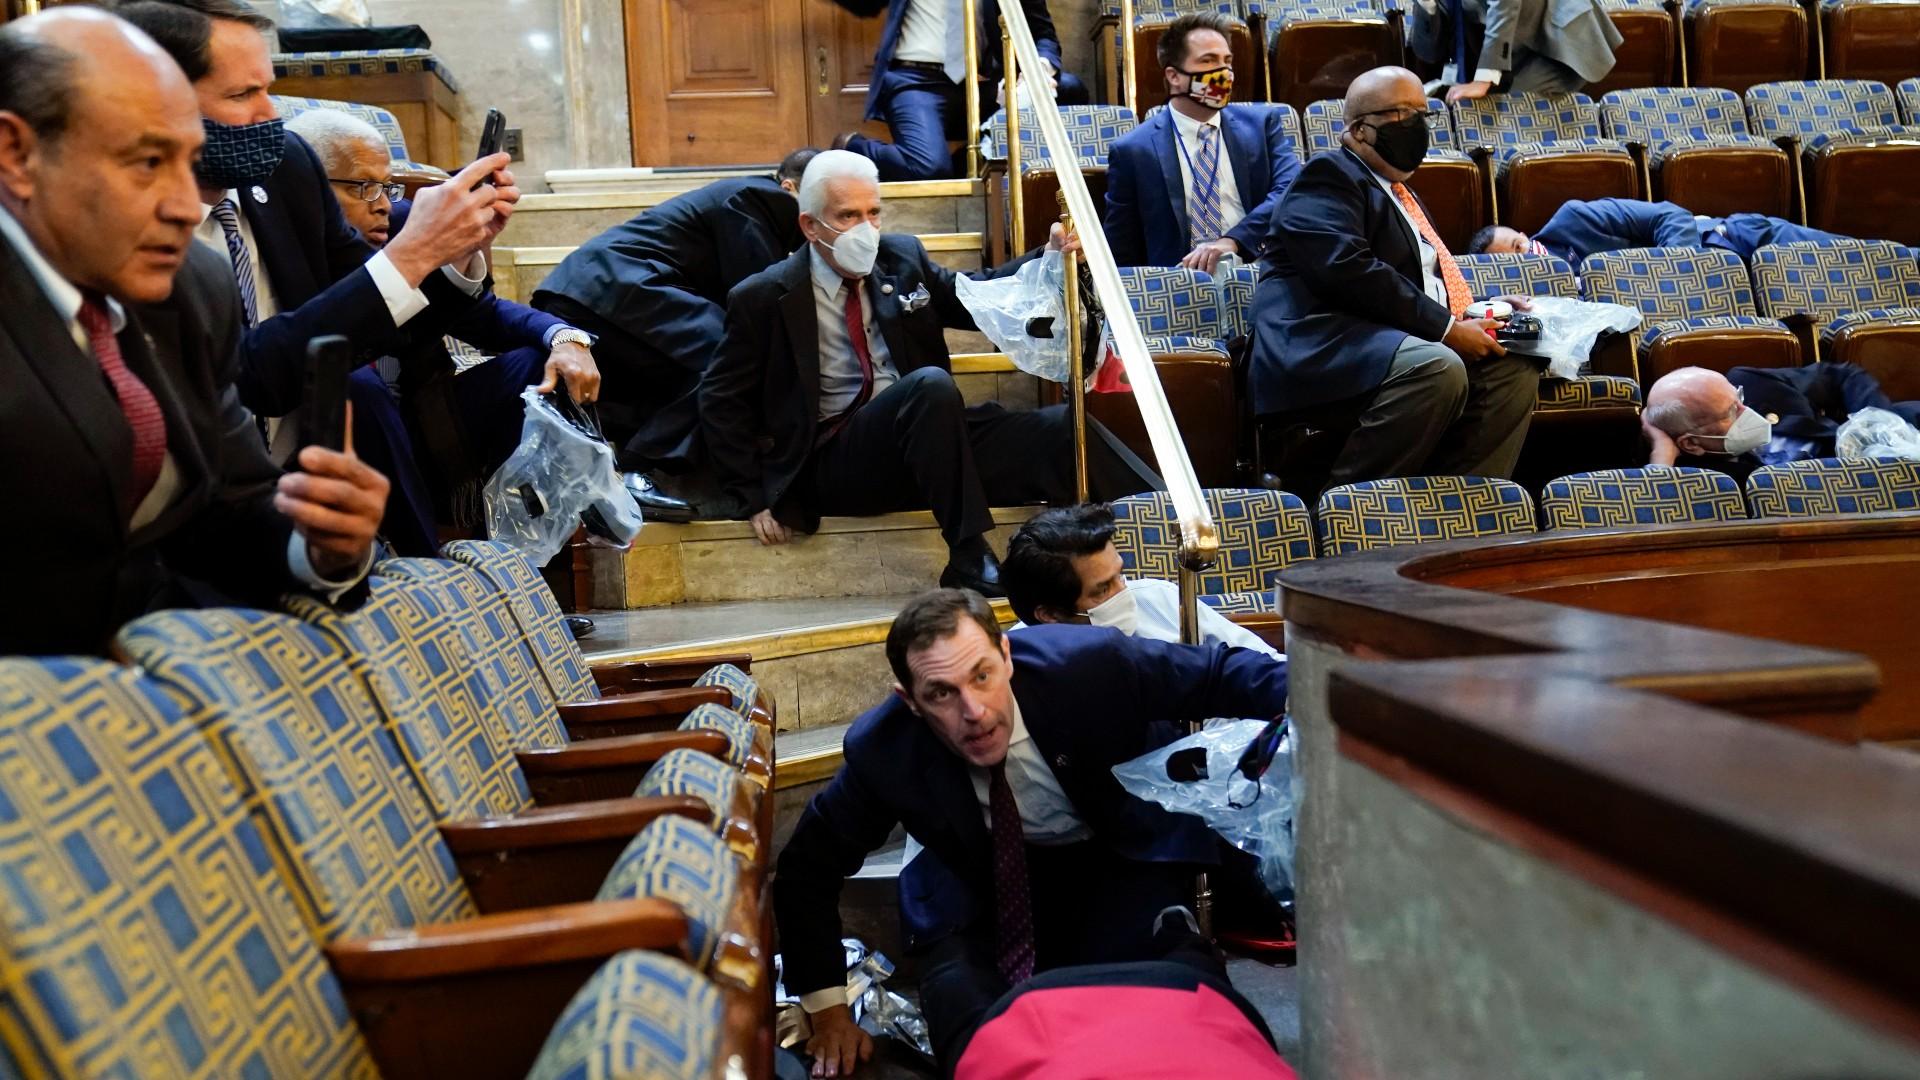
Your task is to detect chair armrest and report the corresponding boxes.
[590,652,754,693]
[326,897,689,983]
[556,686,733,741]
[1226,611,1286,650]
[518,730,730,805]
[439,795,715,913]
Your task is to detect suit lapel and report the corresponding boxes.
[1346,147,1419,255]
[238,184,307,307]
[1153,112,1190,242]
[869,247,913,370]
[776,251,822,424]
[116,305,206,542]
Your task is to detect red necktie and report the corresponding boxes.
[77,296,168,513]
[1390,182,1474,317]
[843,283,876,414]
[987,762,1036,986]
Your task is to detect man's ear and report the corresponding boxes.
[1032,605,1068,625]
[891,681,917,714]
[0,113,41,204]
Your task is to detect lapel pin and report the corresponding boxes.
[250,186,269,204]
[880,282,894,295]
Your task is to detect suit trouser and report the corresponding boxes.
[914,841,1210,1074]
[850,64,1090,182]
[1706,214,1846,260]
[538,294,703,470]
[1327,335,1538,486]
[807,366,1161,549]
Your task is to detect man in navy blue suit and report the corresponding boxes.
[1247,66,1538,485]
[828,0,1086,181]
[775,588,1288,1075]
[1469,197,1848,266]
[1103,13,1301,271]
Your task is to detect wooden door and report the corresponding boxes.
[626,0,811,166]
[803,0,890,143]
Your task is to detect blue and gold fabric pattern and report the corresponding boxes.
[1746,457,1920,517]
[1316,476,1537,556]
[1540,467,1746,530]
[1112,488,1315,595]
[443,540,600,706]
[599,817,743,970]
[692,665,761,717]
[523,950,721,1080]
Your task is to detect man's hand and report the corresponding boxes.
[382,153,520,286]
[1643,417,1681,466]
[750,508,792,546]
[1491,293,1534,312]
[1180,237,1240,274]
[1444,316,1507,360]
[278,406,389,579]
[1045,222,1081,255]
[805,1005,874,1079]
[534,341,601,403]
[1446,80,1494,102]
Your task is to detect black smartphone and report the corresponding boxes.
[299,335,352,457]
[472,108,506,190]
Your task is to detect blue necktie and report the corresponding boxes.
[943,0,969,83]
[1190,125,1225,247]
[209,198,259,327]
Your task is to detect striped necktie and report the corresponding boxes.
[1190,123,1225,248]
[208,198,260,327]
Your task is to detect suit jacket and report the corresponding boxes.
[532,176,802,367]
[1410,0,1621,84]
[1730,363,1920,453]
[0,238,353,655]
[1248,148,1454,415]
[233,131,480,417]
[832,0,1064,121]
[387,198,562,388]
[1103,106,1303,267]
[700,233,995,528]
[772,624,1291,997]
[1533,198,1703,266]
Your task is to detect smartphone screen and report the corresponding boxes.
[299,335,352,458]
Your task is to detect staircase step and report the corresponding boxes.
[581,506,1041,608]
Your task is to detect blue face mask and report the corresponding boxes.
[196,116,287,189]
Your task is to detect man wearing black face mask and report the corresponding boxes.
[1246,66,1540,486]
[114,0,518,556]
[1103,12,1301,270]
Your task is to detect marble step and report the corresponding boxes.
[580,506,1042,609]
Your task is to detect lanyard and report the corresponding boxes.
[1173,118,1224,195]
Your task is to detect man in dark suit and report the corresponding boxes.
[776,589,1289,1074]
[0,8,386,655]
[1247,67,1539,486]
[115,0,519,555]
[829,0,1086,181]
[533,151,816,508]
[699,151,1160,595]
[1643,364,1920,483]
[1103,13,1301,271]
[1409,0,1622,100]
[1470,198,1849,265]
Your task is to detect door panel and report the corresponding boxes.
[627,0,810,165]
[805,0,890,143]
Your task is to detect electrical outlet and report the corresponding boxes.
[502,128,524,161]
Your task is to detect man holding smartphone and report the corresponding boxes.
[0,8,388,655]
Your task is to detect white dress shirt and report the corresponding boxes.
[893,0,948,66]
[1169,107,1247,242]
[809,247,900,420]
[1115,577,1285,660]
[1,206,364,596]
[1347,149,1456,339]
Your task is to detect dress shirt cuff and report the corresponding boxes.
[1473,67,1505,85]
[287,534,374,602]
[541,323,594,349]
[442,251,488,297]
[800,987,849,1014]
[364,250,432,328]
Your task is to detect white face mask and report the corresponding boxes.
[1081,583,1139,635]
[1691,406,1772,457]
[815,218,880,277]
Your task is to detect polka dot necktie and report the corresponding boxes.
[1390,181,1474,317]
[987,761,1035,986]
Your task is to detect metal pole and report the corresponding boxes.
[964,0,981,178]
[1003,18,1023,253]
[1057,191,1088,502]
[1120,0,1138,114]
[1178,562,1212,935]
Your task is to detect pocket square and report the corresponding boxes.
[901,284,932,313]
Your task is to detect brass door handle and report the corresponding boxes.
[817,47,830,95]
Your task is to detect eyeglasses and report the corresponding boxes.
[1354,106,1424,125]
[328,178,404,203]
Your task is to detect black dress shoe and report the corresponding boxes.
[621,471,696,523]
[565,615,596,640]
[939,549,1005,597]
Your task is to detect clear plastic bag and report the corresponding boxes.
[1836,406,1920,461]
[1519,295,1643,381]
[482,387,642,564]
[774,939,934,1061]
[1112,719,1294,897]
[280,0,372,27]
[953,249,1071,383]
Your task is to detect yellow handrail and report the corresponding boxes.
[964,0,981,177]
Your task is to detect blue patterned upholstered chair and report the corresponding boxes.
[1219,262,1259,344]
[525,950,736,1080]
[272,94,433,172]
[0,658,380,1079]
[636,748,764,864]
[1591,0,1677,96]
[1227,101,1305,161]
[1095,0,1254,116]
[1900,77,1920,124]
[1682,0,1808,96]
[1745,457,1920,517]
[441,540,775,723]
[1447,92,1639,234]
[1748,239,1920,399]
[1539,467,1747,530]
[1454,252,1645,416]
[1581,246,1803,387]
[599,817,762,991]
[1095,266,1240,485]
[1820,2,1920,88]
[1315,476,1538,556]
[1599,87,1791,217]
[1110,488,1315,613]
[984,105,1136,253]
[1744,80,1920,244]
[1301,97,1485,252]
[1264,0,1400,114]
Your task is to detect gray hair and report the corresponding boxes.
[797,148,879,219]
[0,21,79,143]
[284,108,388,174]
[1643,367,1734,436]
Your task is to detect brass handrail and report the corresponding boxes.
[964,0,981,177]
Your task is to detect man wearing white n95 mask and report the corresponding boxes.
[1000,503,1284,662]
[1642,366,1775,486]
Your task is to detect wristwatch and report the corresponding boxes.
[549,327,595,350]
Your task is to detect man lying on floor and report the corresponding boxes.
[774,588,1289,1076]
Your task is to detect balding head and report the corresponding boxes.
[1645,367,1744,455]
[1344,66,1424,125]
[0,7,204,302]
[1340,66,1428,181]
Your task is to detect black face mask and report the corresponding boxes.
[1361,114,1429,173]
